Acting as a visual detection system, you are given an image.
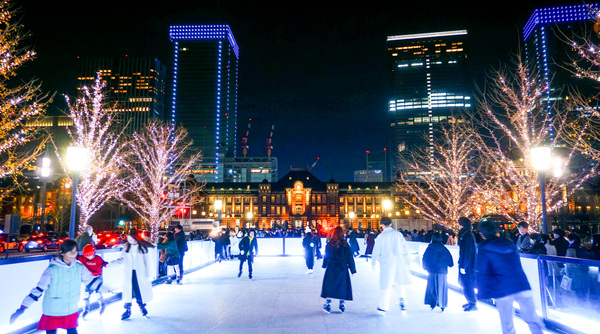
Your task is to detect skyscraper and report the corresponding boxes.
[169,25,239,181]
[386,30,472,178]
[78,57,167,134]
[524,4,598,130]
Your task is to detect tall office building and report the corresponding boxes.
[524,3,599,130]
[387,30,472,178]
[169,25,239,182]
[78,57,167,133]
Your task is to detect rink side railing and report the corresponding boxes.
[2,237,598,334]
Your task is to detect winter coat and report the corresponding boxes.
[21,257,94,316]
[302,233,316,268]
[239,236,258,261]
[516,233,531,252]
[321,241,356,300]
[365,232,377,255]
[230,236,240,255]
[422,242,454,274]
[551,237,569,257]
[157,240,180,258]
[75,232,93,251]
[457,226,477,273]
[348,231,360,254]
[371,227,412,288]
[476,236,531,299]
[112,242,154,304]
[174,230,188,255]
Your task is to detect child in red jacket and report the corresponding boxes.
[77,244,108,318]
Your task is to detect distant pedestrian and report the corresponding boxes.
[174,224,188,284]
[551,228,569,257]
[422,232,454,311]
[10,239,94,334]
[516,221,532,253]
[348,230,360,257]
[238,229,258,279]
[111,229,155,320]
[457,217,478,311]
[303,230,316,274]
[75,225,95,252]
[229,230,240,259]
[371,217,412,315]
[364,229,377,259]
[476,220,544,334]
[321,226,356,313]
[77,244,108,318]
[314,229,323,260]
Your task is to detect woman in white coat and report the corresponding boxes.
[229,230,240,259]
[112,229,155,320]
[371,217,412,314]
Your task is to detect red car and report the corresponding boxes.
[0,234,24,252]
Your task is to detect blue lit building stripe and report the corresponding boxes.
[169,25,239,59]
[523,4,597,41]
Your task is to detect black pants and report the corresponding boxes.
[239,255,253,273]
[178,252,185,277]
[459,271,477,306]
[132,270,143,304]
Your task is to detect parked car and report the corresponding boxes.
[0,234,24,252]
[95,231,124,249]
[24,232,65,252]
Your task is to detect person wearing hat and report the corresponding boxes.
[371,217,412,315]
[77,244,109,318]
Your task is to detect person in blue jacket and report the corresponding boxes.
[10,239,94,334]
[476,220,544,334]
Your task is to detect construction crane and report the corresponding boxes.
[308,157,320,172]
[241,119,251,158]
[266,125,274,158]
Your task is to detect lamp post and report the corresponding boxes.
[67,146,89,239]
[531,146,562,234]
[39,156,51,229]
[214,199,223,228]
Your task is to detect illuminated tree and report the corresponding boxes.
[396,117,482,231]
[64,74,127,232]
[472,58,591,229]
[120,120,202,240]
[0,0,52,179]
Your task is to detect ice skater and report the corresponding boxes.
[302,229,316,274]
[422,232,454,311]
[321,226,356,313]
[157,231,181,284]
[111,229,155,320]
[77,244,109,318]
[238,229,258,279]
[371,217,412,315]
[10,239,94,334]
[457,217,478,311]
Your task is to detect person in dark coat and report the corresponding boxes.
[173,225,188,284]
[551,228,569,257]
[422,232,454,311]
[314,230,323,260]
[365,229,377,259]
[457,217,478,311]
[476,220,544,334]
[525,233,546,255]
[321,226,357,313]
[302,231,316,274]
[238,230,258,279]
[348,230,360,257]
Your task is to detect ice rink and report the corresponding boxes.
[32,256,554,334]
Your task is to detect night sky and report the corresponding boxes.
[19,0,563,181]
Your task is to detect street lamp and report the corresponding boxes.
[39,156,51,228]
[214,199,223,227]
[531,146,556,234]
[67,146,89,239]
[383,199,392,217]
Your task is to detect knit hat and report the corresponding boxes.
[83,244,96,257]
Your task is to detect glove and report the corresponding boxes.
[10,306,26,324]
[460,268,466,275]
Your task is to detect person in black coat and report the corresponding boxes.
[365,230,377,259]
[238,230,258,279]
[476,220,544,334]
[348,230,360,257]
[314,230,323,260]
[551,228,569,257]
[173,225,188,285]
[457,217,478,311]
[302,231,316,274]
[321,226,357,313]
[422,232,454,311]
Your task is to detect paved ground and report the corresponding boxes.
[35,256,554,334]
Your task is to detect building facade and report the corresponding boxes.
[386,30,472,178]
[193,169,414,231]
[78,57,167,134]
[169,25,240,182]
